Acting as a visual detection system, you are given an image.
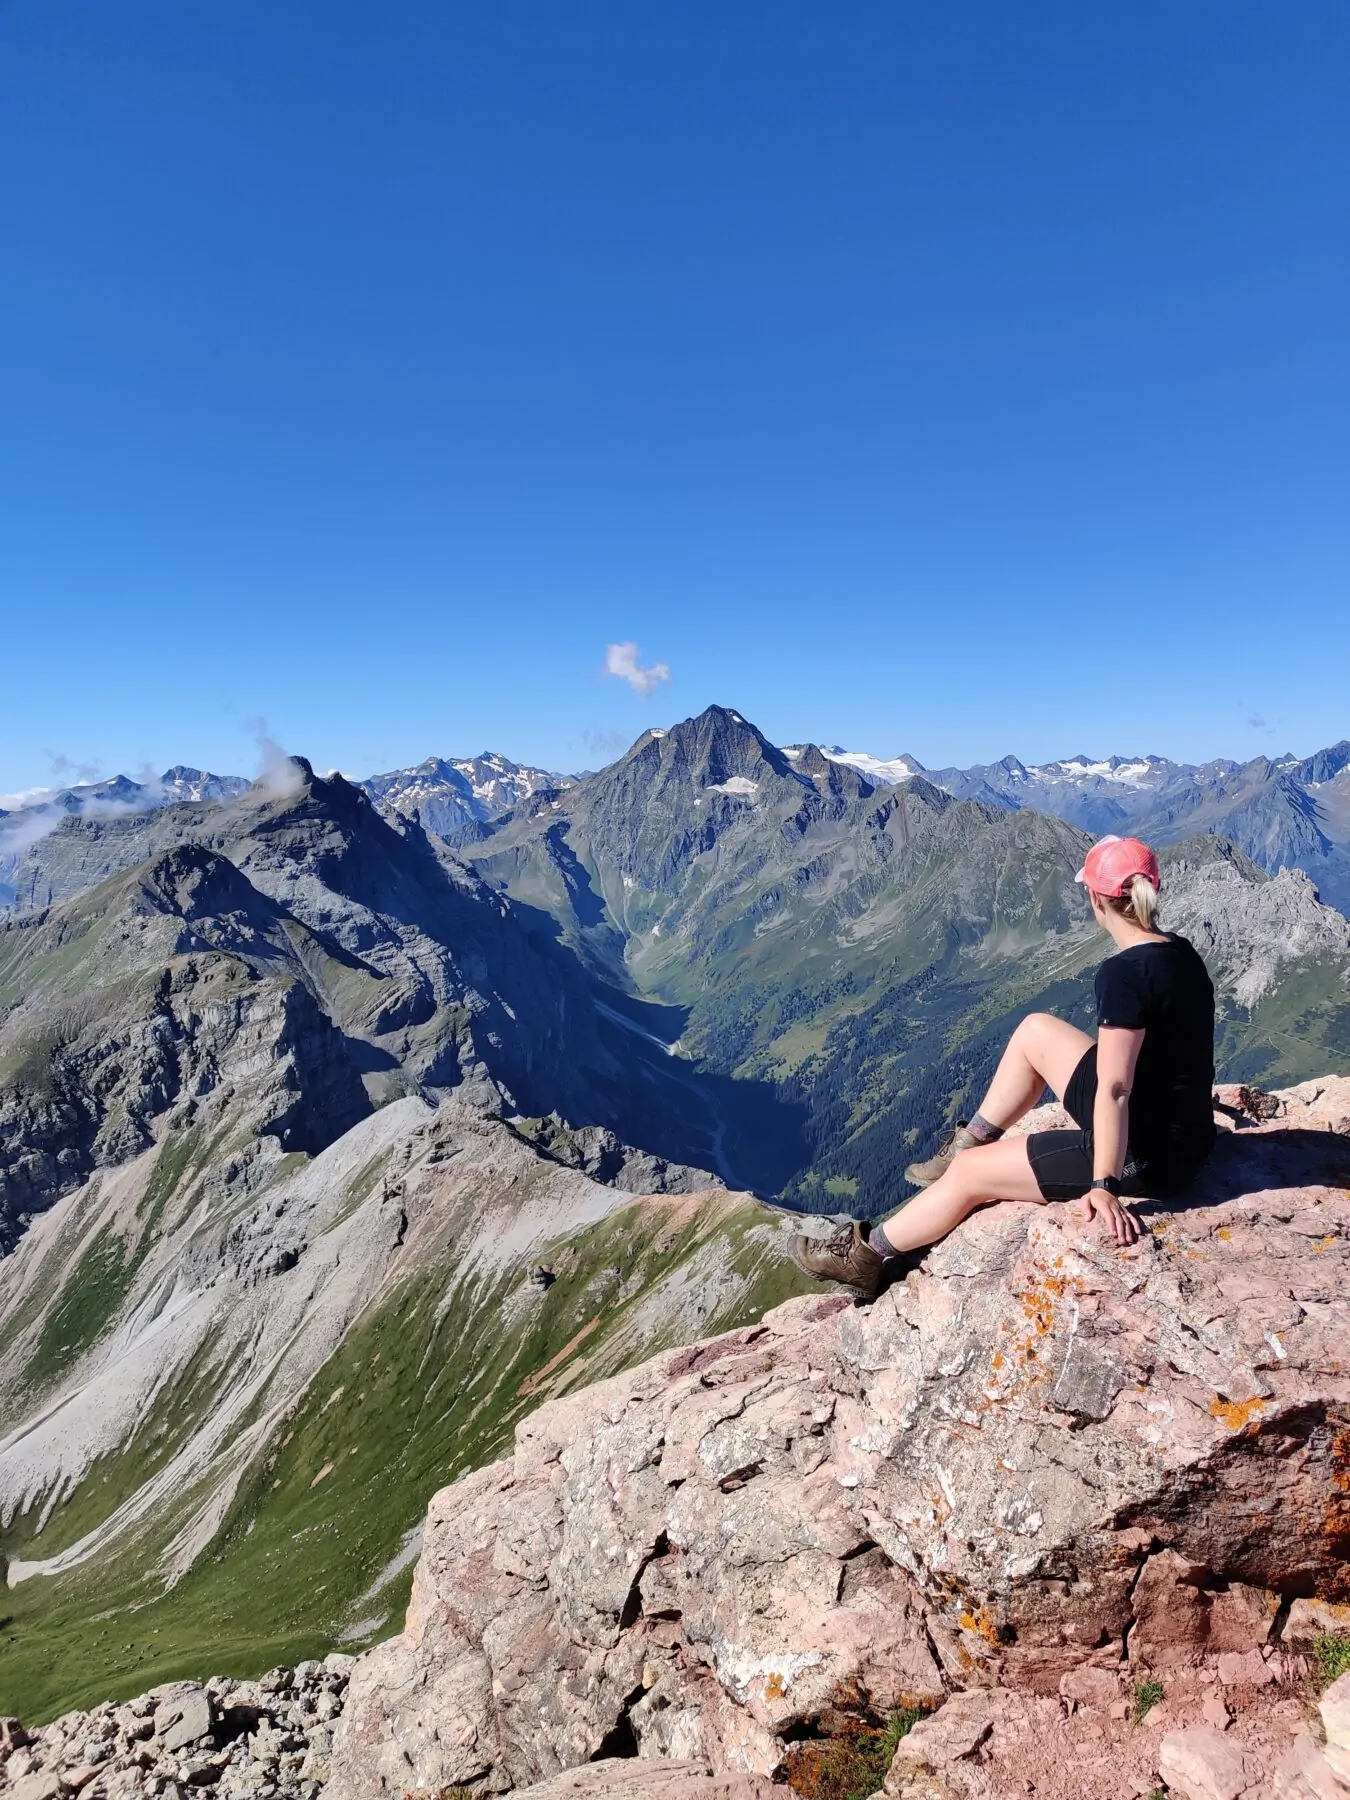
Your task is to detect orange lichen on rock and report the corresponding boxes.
[958,1605,1002,1647]
[1324,1428,1350,1583]
[1014,1266,1083,1339]
[1209,1395,1265,1431]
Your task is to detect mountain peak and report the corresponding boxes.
[359,752,571,840]
[158,766,250,804]
[136,842,270,928]
[624,704,813,795]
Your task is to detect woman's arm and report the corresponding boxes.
[1083,1025,1145,1244]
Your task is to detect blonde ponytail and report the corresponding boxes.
[1101,874,1160,932]
[1126,874,1159,931]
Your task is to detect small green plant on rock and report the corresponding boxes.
[1313,1633,1350,1690]
[1132,1676,1165,1723]
[783,1699,927,1800]
[876,1705,925,1764]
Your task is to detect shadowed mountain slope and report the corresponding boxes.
[0,842,373,1254]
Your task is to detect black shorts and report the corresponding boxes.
[1025,1045,1196,1203]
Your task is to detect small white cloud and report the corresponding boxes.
[0,806,66,858]
[247,716,307,799]
[603,641,671,698]
[45,751,101,787]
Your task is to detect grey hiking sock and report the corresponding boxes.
[967,1113,1005,1143]
[868,1223,895,1258]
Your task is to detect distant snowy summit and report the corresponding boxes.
[801,738,1350,913]
[0,766,253,906]
[360,752,575,838]
[0,753,572,851]
[158,765,253,804]
[805,746,1183,794]
[0,766,249,826]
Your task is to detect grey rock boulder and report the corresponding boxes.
[7,1773,64,1800]
[1159,1726,1265,1800]
[154,1685,214,1754]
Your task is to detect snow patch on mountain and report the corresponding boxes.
[1028,755,1170,787]
[819,747,925,784]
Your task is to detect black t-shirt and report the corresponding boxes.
[1094,933,1216,1169]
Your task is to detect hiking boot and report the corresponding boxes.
[905,1123,980,1188]
[792,1220,887,1300]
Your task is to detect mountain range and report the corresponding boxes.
[0,755,567,910]
[1,704,1348,1721]
[7,729,1349,911]
[840,739,1350,914]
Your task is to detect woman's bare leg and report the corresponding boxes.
[975,1012,1095,1130]
[879,1137,1045,1253]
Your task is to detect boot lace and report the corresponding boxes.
[821,1221,858,1259]
[935,1121,969,1158]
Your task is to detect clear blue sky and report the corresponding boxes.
[1,0,1346,790]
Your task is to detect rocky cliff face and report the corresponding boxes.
[0,842,372,1251]
[1158,841,1350,1005]
[328,1077,1350,1800]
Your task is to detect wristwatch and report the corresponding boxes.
[1093,1175,1125,1199]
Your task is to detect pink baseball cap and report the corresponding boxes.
[1074,834,1162,897]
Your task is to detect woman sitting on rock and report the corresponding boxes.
[794,835,1217,1300]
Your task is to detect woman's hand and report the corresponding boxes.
[1078,1185,1140,1245]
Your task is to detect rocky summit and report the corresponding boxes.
[325,1078,1350,1800]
